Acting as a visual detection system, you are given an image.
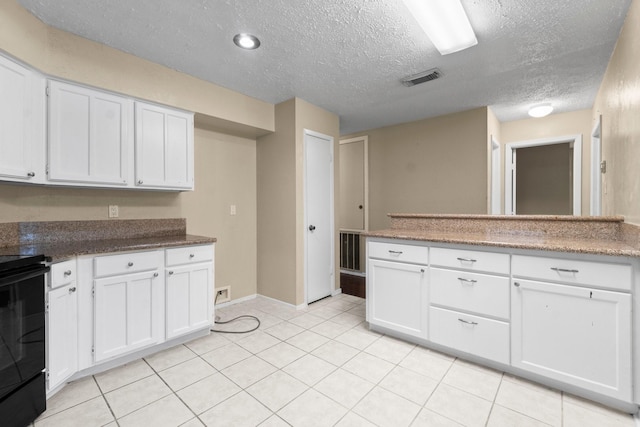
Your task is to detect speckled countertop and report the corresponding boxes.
[0,219,216,261]
[365,214,640,258]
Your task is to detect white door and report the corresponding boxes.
[48,80,132,186]
[304,130,335,304]
[512,278,631,400]
[0,54,45,183]
[46,284,78,391]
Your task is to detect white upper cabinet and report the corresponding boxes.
[0,54,45,183]
[47,80,133,186]
[135,102,194,190]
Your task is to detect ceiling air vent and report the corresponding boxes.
[401,68,442,87]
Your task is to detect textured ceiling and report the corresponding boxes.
[17,0,632,135]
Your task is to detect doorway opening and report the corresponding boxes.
[338,135,368,298]
[505,135,582,215]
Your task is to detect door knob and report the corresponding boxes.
[309,225,316,231]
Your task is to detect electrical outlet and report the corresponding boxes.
[230,204,237,215]
[215,286,231,304]
[108,205,119,218]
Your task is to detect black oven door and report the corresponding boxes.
[0,265,47,401]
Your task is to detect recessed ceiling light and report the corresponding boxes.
[528,104,554,118]
[233,33,260,50]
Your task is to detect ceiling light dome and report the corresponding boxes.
[528,104,554,118]
[233,33,260,50]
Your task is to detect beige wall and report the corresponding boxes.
[182,129,257,301]
[346,108,489,230]
[256,100,297,304]
[0,0,274,134]
[515,144,572,215]
[256,98,339,306]
[0,0,263,302]
[500,109,593,215]
[593,0,640,225]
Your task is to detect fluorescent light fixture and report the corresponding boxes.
[233,33,260,50]
[528,104,554,118]
[403,0,478,55]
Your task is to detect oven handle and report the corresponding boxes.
[0,265,50,287]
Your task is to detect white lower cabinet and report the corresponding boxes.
[367,238,638,408]
[94,266,164,362]
[429,306,510,364]
[511,278,632,400]
[368,258,427,339]
[166,264,213,339]
[46,260,78,393]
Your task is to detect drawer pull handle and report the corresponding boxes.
[551,267,579,274]
[68,287,76,293]
[458,318,478,326]
[63,270,72,276]
[458,277,477,285]
[189,254,195,258]
[388,250,403,255]
[457,257,477,263]
[127,262,134,267]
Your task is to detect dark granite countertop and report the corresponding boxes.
[0,219,216,262]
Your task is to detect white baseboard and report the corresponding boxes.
[217,290,345,311]
[214,293,257,309]
[332,288,343,296]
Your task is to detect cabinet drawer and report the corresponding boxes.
[429,306,509,365]
[94,250,162,278]
[430,268,509,319]
[49,259,77,288]
[512,255,631,292]
[368,241,428,265]
[431,247,509,275]
[166,245,213,266]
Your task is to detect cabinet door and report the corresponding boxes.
[367,259,427,338]
[0,54,45,183]
[135,102,194,190]
[46,283,78,391]
[94,270,163,362]
[166,263,213,339]
[511,279,632,400]
[48,80,132,186]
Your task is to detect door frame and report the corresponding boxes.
[303,129,335,304]
[338,135,369,232]
[490,136,501,214]
[504,134,582,215]
[590,116,602,216]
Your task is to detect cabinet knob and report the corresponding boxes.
[27,171,36,177]
[127,262,134,267]
[169,271,174,275]
[153,272,159,277]
[189,254,195,258]
[63,270,72,276]
[137,180,143,185]
[68,287,76,293]
[514,282,520,287]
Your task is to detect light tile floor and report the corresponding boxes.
[34,294,637,427]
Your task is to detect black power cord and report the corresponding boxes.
[210,290,261,334]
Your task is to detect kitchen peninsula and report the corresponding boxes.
[365,214,640,412]
[0,218,216,397]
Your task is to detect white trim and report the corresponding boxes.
[590,117,602,216]
[303,129,336,305]
[339,135,369,232]
[490,135,501,214]
[504,134,582,215]
[332,288,343,296]
[214,293,257,309]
